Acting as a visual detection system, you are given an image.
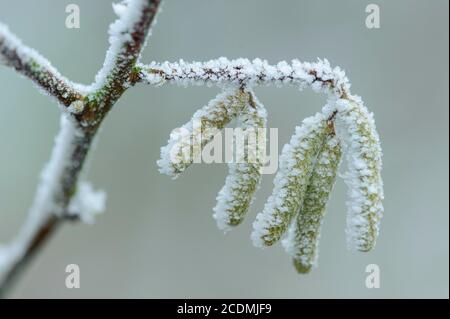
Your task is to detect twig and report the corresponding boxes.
[0,24,83,107]
[0,0,383,294]
[0,0,161,296]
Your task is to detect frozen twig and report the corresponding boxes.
[134,58,350,98]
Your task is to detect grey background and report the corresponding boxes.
[0,0,448,298]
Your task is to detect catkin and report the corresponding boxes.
[251,113,327,247]
[213,91,267,231]
[157,88,247,178]
[334,98,384,252]
[282,132,342,273]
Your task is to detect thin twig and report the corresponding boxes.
[0,0,380,296]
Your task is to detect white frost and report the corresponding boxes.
[157,87,246,178]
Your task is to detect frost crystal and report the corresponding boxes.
[333,98,384,252]
[251,113,327,247]
[282,133,342,273]
[213,91,267,231]
[157,88,247,178]
[68,182,107,224]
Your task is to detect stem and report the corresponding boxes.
[0,216,60,297]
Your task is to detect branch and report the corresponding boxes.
[0,0,161,295]
[0,24,83,107]
[133,58,350,98]
[0,116,94,295]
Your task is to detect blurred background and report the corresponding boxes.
[0,0,448,298]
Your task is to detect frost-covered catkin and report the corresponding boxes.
[333,98,384,252]
[157,88,247,178]
[251,113,327,247]
[282,132,342,273]
[213,91,267,231]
